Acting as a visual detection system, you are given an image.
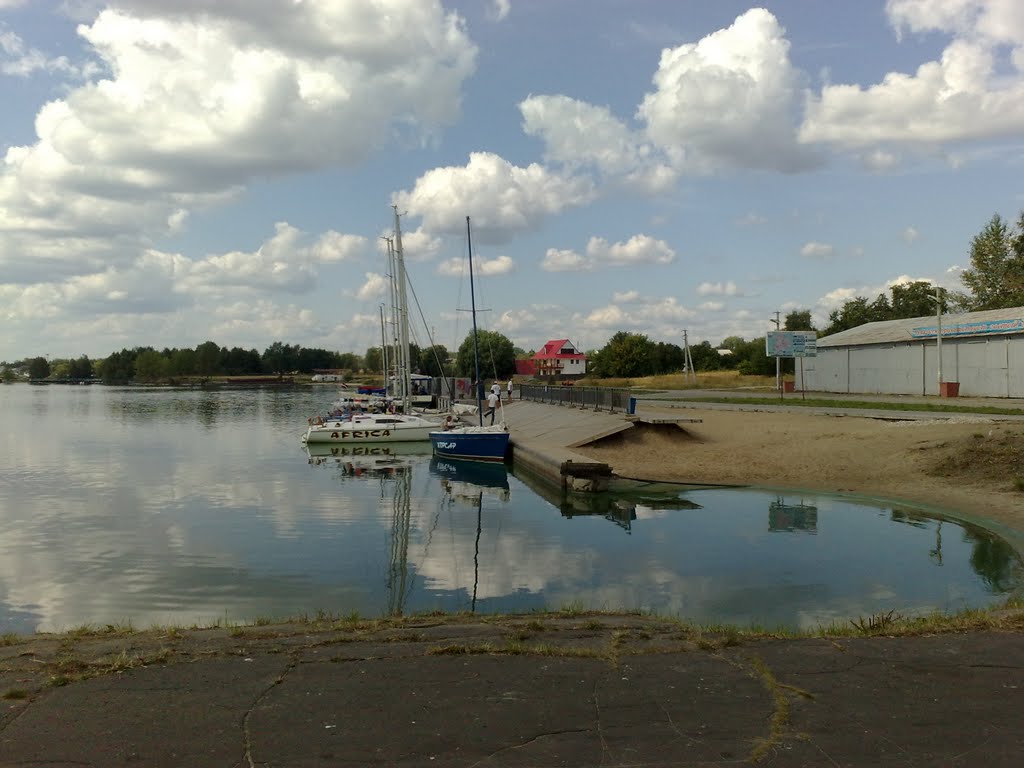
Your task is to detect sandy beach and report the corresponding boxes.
[575,406,1024,533]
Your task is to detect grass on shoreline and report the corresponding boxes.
[5,597,1022,647]
[2,601,1019,695]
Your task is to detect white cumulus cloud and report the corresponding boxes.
[803,1,1024,149]
[437,254,514,277]
[394,151,596,243]
[0,0,477,280]
[540,234,674,272]
[638,8,821,173]
[800,241,835,259]
[520,94,676,193]
[696,281,740,296]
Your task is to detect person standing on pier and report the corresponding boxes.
[484,389,499,425]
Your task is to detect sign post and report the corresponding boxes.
[769,312,781,397]
[766,331,818,395]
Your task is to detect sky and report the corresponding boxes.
[2,0,1024,363]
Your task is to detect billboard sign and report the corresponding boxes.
[909,318,1024,339]
[766,331,817,358]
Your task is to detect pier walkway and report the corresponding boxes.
[502,399,701,491]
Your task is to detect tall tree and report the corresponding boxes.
[168,348,197,377]
[590,332,656,378]
[67,355,93,380]
[418,345,449,377]
[784,310,815,331]
[891,280,946,318]
[454,330,516,379]
[195,341,221,376]
[134,350,168,382]
[28,356,50,380]
[99,349,136,383]
[364,347,383,373]
[688,340,722,371]
[337,352,362,371]
[960,213,1024,310]
[651,342,685,374]
[737,338,775,376]
[823,297,885,336]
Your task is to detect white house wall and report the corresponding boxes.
[799,335,1024,397]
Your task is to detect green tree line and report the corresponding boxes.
[9,209,1022,385]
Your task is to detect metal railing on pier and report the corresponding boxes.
[518,384,632,413]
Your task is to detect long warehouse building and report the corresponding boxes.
[797,306,1024,398]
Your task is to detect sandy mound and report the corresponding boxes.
[572,407,1024,530]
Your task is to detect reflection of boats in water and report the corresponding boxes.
[306,442,433,460]
[305,442,432,478]
[432,457,510,612]
[430,457,510,501]
[306,440,425,615]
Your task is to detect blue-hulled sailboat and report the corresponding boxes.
[429,217,510,463]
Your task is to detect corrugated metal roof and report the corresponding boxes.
[819,306,1024,347]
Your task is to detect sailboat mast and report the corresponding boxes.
[378,303,388,385]
[385,237,399,396]
[467,216,483,426]
[393,206,411,414]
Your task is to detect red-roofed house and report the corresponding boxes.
[532,339,587,379]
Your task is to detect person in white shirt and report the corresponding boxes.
[490,381,501,401]
[484,390,499,424]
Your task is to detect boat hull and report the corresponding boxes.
[303,419,435,443]
[429,430,510,462]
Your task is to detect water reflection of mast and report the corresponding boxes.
[929,521,943,566]
[471,489,482,612]
[386,468,414,616]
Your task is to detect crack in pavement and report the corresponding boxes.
[241,652,298,768]
[593,672,612,764]
[464,727,592,768]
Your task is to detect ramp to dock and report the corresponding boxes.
[504,400,700,491]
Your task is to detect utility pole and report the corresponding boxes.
[682,330,696,385]
[769,311,781,396]
[931,287,943,395]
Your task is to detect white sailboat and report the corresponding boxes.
[302,207,440,445]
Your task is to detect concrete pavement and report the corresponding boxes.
[2,615,1023,767]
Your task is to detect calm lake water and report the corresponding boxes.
[1,384,1020,633]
